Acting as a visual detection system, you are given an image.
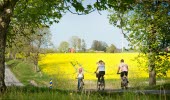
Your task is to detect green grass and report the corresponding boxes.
[6,59,51,86]
[0,86,169,100]
[4,59,170,99]
[6,59,170,90]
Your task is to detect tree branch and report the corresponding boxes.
[64,0,96,15]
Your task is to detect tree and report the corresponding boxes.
[77,38,81,51]
[58,41,69,53]
[91,40,108,52]
[70,36,81,51]
[30,27,52,72]
[0,0,65,91]
[108,1,170,86]
[106,44,117,53]
[81,39,86,52]
[1,0,164,91]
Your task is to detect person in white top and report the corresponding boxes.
[95,60,105,83]
[117,59,129,82]
[77,66,84,90]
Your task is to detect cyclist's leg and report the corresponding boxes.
[82,79,84,85]
[120,72,125,88]
[80,78,83,88]
[98,72,101,82]
[120,71,124,80]
[100,72,105,90]
[77,78,81,89]
[124,71,128,83]
[101,71,105,82]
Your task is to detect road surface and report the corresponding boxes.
[4,64,24,86]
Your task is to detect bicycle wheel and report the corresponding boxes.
[121,77,128,89]
[100,79,105,90]
[97,81,100,90]
[124,77,128,89]
[79,81,83,91]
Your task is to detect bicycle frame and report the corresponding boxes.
[117,73,128,89]
[121,76,128,89]
[96,73,105,90]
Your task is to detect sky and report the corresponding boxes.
[50,11,129,49]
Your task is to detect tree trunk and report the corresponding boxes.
[149,69,156,86]
[0,0,18,92]
[0,17,9,92]
[148,25,157,86]
[0,24,7,92]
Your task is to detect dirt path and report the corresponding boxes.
[5,64,24,86]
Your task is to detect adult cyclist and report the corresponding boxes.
[117,59,129,83]
[95,60,105,84]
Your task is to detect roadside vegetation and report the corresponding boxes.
[4,55,170,99]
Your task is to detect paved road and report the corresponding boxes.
[5,64,24,86]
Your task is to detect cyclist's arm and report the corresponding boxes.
[95,66,98,73]
[77,74,78,78]
[117,66,120,73]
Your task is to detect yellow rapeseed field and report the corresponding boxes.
[39,53,170,80]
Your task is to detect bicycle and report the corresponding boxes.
[117,73,128,89]
[76,78,84,91]
[95,72,105,90]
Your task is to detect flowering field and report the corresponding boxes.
[39,53,170,80]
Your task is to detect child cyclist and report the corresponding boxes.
[77,66,84,90]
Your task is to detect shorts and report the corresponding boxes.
[99,71,105,77]
[121,71,128,77]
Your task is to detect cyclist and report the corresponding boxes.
[78,65,84,74]
[117,59,129,83]
[95,60,105,84]
[77,66,84,90]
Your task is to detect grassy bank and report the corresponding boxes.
[6,59,51,87]
[4,59,170,99]
[6,59,170,90]
[0,86,169,100]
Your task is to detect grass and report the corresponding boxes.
[0,86,170,100]
[6,59,51,87]
[5,59,170,99]
[6,59,170,89]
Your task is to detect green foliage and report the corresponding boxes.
[108,1,170,78]
[58,41,69,53]
[106,44,117,53]
[69,36,86,52]
[13,0,64,25]
[91,40,108,52]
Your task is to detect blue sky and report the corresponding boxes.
[50,11,129,49]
